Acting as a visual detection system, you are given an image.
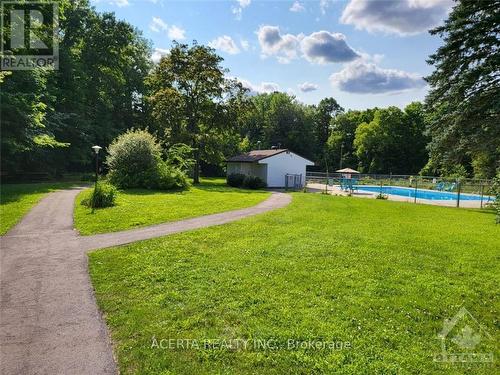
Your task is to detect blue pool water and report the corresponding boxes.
[354,185,491,201]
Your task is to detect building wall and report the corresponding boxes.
[227,162,267,182]
[261,151,314,187]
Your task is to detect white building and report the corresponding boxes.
[226,149,314,188]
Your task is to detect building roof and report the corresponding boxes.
[227,149,288,163]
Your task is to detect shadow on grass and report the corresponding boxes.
[120,179,269,196]
[467,207,497,216]
[0,182,81,204]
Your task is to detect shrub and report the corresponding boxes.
[227,173,246,187]
[106,129,189,190]
[81,182,118,209]
[243,175,267,190]
[166,143,194,174]
[155,162,190,190]
[106,129,162,189]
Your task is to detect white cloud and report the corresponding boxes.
[256,25,302,63]
[319,0,333,15]
[261,82,280,92]
[340,0,453,36]
[114,0,129,6]
[301,31,360,63]
[290,1,305,12]
[239,78,280,95]
[330,61,426,94]
[232,0,251,20]
[150,17,186,40]
[168,25,186,40]
[151,48,169,63]
[257,26,359,64]
[209,36,241,55]
[298,82,319,92]
[150,17,168,33]
[240,39,250,51]
[93,0,129,7]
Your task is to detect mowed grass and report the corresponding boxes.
[74,178,270,235]
[89,194,499,374]
[0,182,78,235]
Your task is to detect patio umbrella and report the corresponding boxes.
[336,168,360,173]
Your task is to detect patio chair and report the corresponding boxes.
[435,182,445,191]
[339,178,347,191]
[350,178,358,191]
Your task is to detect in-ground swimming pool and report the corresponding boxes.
[354,185,492,201]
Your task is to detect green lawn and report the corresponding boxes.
[74,178,271,235]
[0,182,78,235]
[89,193,499,374]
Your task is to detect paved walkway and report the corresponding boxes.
[0,188,291,375]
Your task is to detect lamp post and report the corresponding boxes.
[91,145,102,188]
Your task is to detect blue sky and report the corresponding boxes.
[90,0,453,110]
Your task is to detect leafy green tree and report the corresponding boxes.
[354,104,428,174]
[52,5,151,170]
[425,0,500,178]
[325,109,376,171]
[404,102,430,174]
[0,68,69,174]
[147,43,247,183]
[238,92,316,160]
[0,0,151,175]
[313,98,344,162]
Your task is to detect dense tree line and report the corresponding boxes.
[235,95,429,175]
[1,0,151,176]
[1,0,498,181]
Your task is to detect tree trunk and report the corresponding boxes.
[193,147,200,184]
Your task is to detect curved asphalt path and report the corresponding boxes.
[0,187,291,375]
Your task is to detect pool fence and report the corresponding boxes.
[305,172,495,209]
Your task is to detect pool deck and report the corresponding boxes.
[306,183,492,209]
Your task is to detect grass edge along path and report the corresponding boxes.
[0,182,79,235]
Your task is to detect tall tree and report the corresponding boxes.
[147,43,247,183]
[425,0,500,178]
[238,92,316,160]
[0,0,151,175]
[325,109,376,171]
[0,69,69,174]
[313,98,343,162]
[52,5,151,170]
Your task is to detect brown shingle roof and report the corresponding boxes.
[226,149,288,163]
